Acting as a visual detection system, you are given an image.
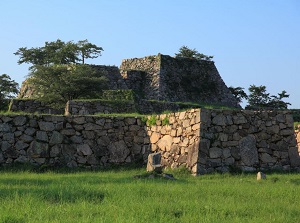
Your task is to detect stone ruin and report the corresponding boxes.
[17,53,241,110]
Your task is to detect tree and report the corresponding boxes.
[175,46,214,61]
[77,39,103,64]
[245,85,290,109]
[268,90,291,109]
[247,85,270,108]
[14,39,103,67]
[0,74,19,109]
[28,64,108,105]
[228,86,248,104]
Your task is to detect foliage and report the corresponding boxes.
[230,84,291,109]
[228,86,248,104]
[0,170,300,222]
[14,39,103,67]
[246,85,290,109]
[162,117,170,125]
[175,45,214,61]
[147,115,157,126]
[0,74,19,110]
[28,64,108,105]
[77,39,103,64]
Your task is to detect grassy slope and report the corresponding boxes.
[0,168,300,223]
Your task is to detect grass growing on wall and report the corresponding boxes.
[0,168,300,223]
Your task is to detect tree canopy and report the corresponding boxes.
[0,74,19,110]
[229,84,291,109]
[15,40,107,105]
[27,64,108,105]
[175,46,214,61]
[14,39,103,68]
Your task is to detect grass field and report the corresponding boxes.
[0,167,300,223]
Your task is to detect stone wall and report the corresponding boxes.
[0,114,149,167]
[146,109,201,173]
[120,55,161,100]
[9,99,64,115]
[120,54,240,108]
[145,109,300,174]
[160,55,239,107]
[65,100,137,115]
[294,125,300,156]
[196,109,299,174]
[1,109,299,174]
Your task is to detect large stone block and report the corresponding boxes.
[147,152,162,172]
[239,135,258,166]
[108,140,130,163]
[157,135,173,151]
[28,141,49,158]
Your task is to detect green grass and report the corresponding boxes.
[0,168,300,223]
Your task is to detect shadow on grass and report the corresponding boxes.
[0,186,105,204]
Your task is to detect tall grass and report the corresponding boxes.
[0,168,300,222]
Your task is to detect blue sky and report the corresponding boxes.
[1,0,299,108]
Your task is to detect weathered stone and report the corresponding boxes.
[1,141,11,151]
[72,116,86,125]
[15,141,29,150]
[38,122,55,131]
[233,114,247,124]
[187,143,198,167]
[177,154,187,163]
[239,135,258,166]
[50,145,61,157]
[23,127,35,136]
[49,131,64,145]
[212,114,226,126]
[157,135,173,151]
[257,172,266,180]
[77,144,93,156]
[209,147,222,158]
[28,141,49,158]
[267,125,280,134]
[179,112,186,120]
[3,133,14,143]
[280,129,294,136]
[147,152,162,172]
[20,134,34,143]
[223,148,231,159]
[87,155,99,165]
[0,123,10,132]
[260,153,277,163]
[225,157,235,165]
[15,156,28,163]
[13,116,27,126]
[36,131,48,142]
[97,136,110,147]
[231,147,241,160]
[288,146,300,167]
[222,141,239,147]
[108,140,130,163]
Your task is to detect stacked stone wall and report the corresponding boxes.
[0,115,150,167]
[196,109,299,174]
[160,56,240,108]
[65,100,136,115]
[294,125,300,156]
[9,99,64,115]
[146,109,201,173]
[120,55,161,100]
[1,109,299,174]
